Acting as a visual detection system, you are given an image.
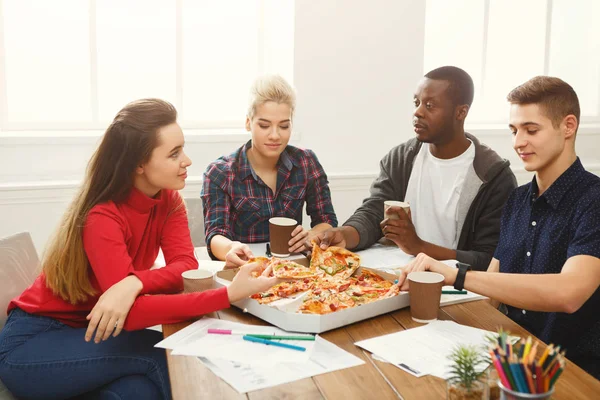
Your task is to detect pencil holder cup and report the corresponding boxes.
[498,380,554,400]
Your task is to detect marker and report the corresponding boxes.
[243,335,306,351]
[246,334,315,341]
[208,329,277,336]
[441,290,468,294]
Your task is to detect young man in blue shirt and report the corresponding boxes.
[399,76,600,378]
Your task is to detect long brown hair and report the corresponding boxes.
[43,99,178,304]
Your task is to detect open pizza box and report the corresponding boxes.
[215,257,410,334]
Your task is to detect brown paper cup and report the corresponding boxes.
[384,200,410,220]
[269,217,297,257]
[408,271,444,323]
[182,269,215,293]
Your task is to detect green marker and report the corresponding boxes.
[245,334,316,341]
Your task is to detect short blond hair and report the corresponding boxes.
[247,75,296,119]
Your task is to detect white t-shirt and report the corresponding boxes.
[404,140,475,248]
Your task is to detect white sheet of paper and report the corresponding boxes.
[355,320,498,379]
[356,243,415,269]
[157,318,316,366]
[199,336,365,393]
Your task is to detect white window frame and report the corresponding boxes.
[0,0,287,138]
[432,0,600,132]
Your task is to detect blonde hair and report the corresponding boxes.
[43,99,177,304]
[247,75,296,119]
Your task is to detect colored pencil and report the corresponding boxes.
[522,362,535,394]
[538,344,552,366]
[518,338,525,359]
[490,351,511,389]
[528,341,538,364]
[523,336,532,359]
[549,362,565,388]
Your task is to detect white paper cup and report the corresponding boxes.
[384,200,410,220]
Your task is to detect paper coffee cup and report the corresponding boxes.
[182,269,215,293]
[408,271,444,323]
[384,200,410,220]
[269,217,297,257]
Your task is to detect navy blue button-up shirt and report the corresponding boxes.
[494,158,600,378]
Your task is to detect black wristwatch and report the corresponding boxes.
[454,262,471,291]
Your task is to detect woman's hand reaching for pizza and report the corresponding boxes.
[227,263,281,303]
[288,225,309,254]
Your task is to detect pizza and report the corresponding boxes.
[250,277,318,304]
[248,256,271,277]
[247,245,399,314]
[297,270,400,314]
[310,242,361,279]
[270,258,320,279]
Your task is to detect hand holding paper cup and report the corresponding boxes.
[407,271,444,323]
[269,217,298,257]
[182,269,215,293]
[384,200,410,220]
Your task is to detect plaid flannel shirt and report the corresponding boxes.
[201,141,337,254]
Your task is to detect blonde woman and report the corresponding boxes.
[0,99,279,399]
[202,75,337,267]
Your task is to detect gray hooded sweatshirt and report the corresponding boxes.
[344,133,517,271]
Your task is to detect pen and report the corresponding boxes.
[441,290,468,294]
[246,334,315,341]
[243,335,306,351]
[266,243,272,257]
[299,249,311,260]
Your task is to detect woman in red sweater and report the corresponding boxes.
[0,99,279,400]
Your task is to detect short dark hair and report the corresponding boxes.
[507,76,580,128]
[424,66,474,107]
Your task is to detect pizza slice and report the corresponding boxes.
[270,258,320,279]
[250,277,317,304]
[310,242,361,279]
[247,256,272,277]
[298,282,361,314]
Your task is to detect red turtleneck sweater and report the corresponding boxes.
[8,188,230,330]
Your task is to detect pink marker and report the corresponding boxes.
[207,329,276,335]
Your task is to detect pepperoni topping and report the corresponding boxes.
[338,283,350,292]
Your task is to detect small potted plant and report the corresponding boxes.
[447,344,489,400]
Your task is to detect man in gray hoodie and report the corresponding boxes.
[313,66,517,271]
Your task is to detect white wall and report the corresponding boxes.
[1,0,599,253]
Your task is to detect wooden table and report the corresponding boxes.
[163,301,600,399]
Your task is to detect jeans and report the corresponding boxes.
[0,308,171,400]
